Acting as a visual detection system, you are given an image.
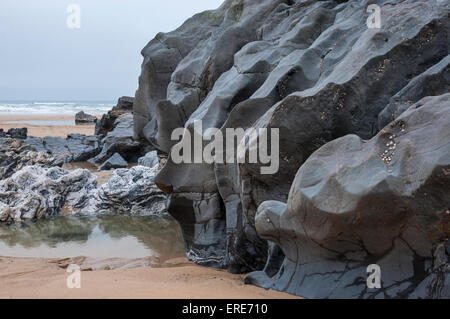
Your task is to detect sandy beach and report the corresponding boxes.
[0,114,98,137]
[0,256,297,299]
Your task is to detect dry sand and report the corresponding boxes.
[0,256,298,299]
[0,114,97,137]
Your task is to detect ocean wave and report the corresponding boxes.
[0,102,114,115]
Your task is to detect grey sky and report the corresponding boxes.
[0,0,224,101]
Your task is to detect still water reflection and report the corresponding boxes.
[0,215,184,259]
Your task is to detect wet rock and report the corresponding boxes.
[133,0,450,274]
[0,164,167,222]
[7,128,27,139]
[0,129,6,138]
[138,151,159,169]
[95,96,134,136]
[0,166,98,222]
[89,165,167,216]
[75,111,97,124]
[91,114,142,164]
[25,134,102,163]
[0,138,64,180]
[99,152,128,171]
[247,94,450,299]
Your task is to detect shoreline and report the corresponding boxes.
[0,256,298,299]
[0,113,101,138]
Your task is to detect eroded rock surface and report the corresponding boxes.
[0,138,64,180]
[95,96,134,136]
[25,134,102,163]
[91,114,143,164]
[133,0,449,278]
[246,95,450,298]
[0,165,167,223]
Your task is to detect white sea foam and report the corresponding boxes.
[0,101,114,115]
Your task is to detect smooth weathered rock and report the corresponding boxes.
[0,138,64,180]
[75,111,97,124]
[378,54,450,129]
[134,0,450,280]
[7,128,27,139]
[99,152,128,171]
[95,96,134,136]
[247,95,450,299]
[92,114,142,164]
[138,151,159,169]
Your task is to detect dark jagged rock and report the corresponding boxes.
[25,134,102,163]
[75,111,97,124]
[0,164,167,222]
[95,96,134,136]
[7,128,27,139]
[91,114,143,164]
[0,166,98,222]
[133,0,450,291]
[138,151,159,169]
[99,152,128,171]
[91,165,167,216]
[0,129,6,138]
[246,95,450,298]
[0,138,64,180]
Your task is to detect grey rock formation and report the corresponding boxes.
[25,134,102,163]
[95,96,134,136]
[0,129,5,138]
[0,166,98,222]
[0,164,167,222]
[89,165,167,216]
[246,95,450,298]
[138,151,159,169]
[6,128,27,139]
[378,54,450,129]
[75,111,97,124]
[133,0,450,283]
[99,152,128,171]
[92,114,143,164]
[0,138,64,180]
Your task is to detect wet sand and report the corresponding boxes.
[0,114,99,137]
[0,256,298,299]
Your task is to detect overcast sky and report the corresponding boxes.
[0,0,224,101]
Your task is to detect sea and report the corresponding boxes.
[0,101,115,115]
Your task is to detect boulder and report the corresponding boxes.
[75,111,97,124]
[99,152,128,171]
[0,137,64,180]
[246,94,450,299]
[95,96,134,136]
[7,128,27,139]
[91,113,142,164]
[25,134,102,163]
[0,166,98,222]
[90,165,167,216]
[138,151,159,169]
[0,164,167,222]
